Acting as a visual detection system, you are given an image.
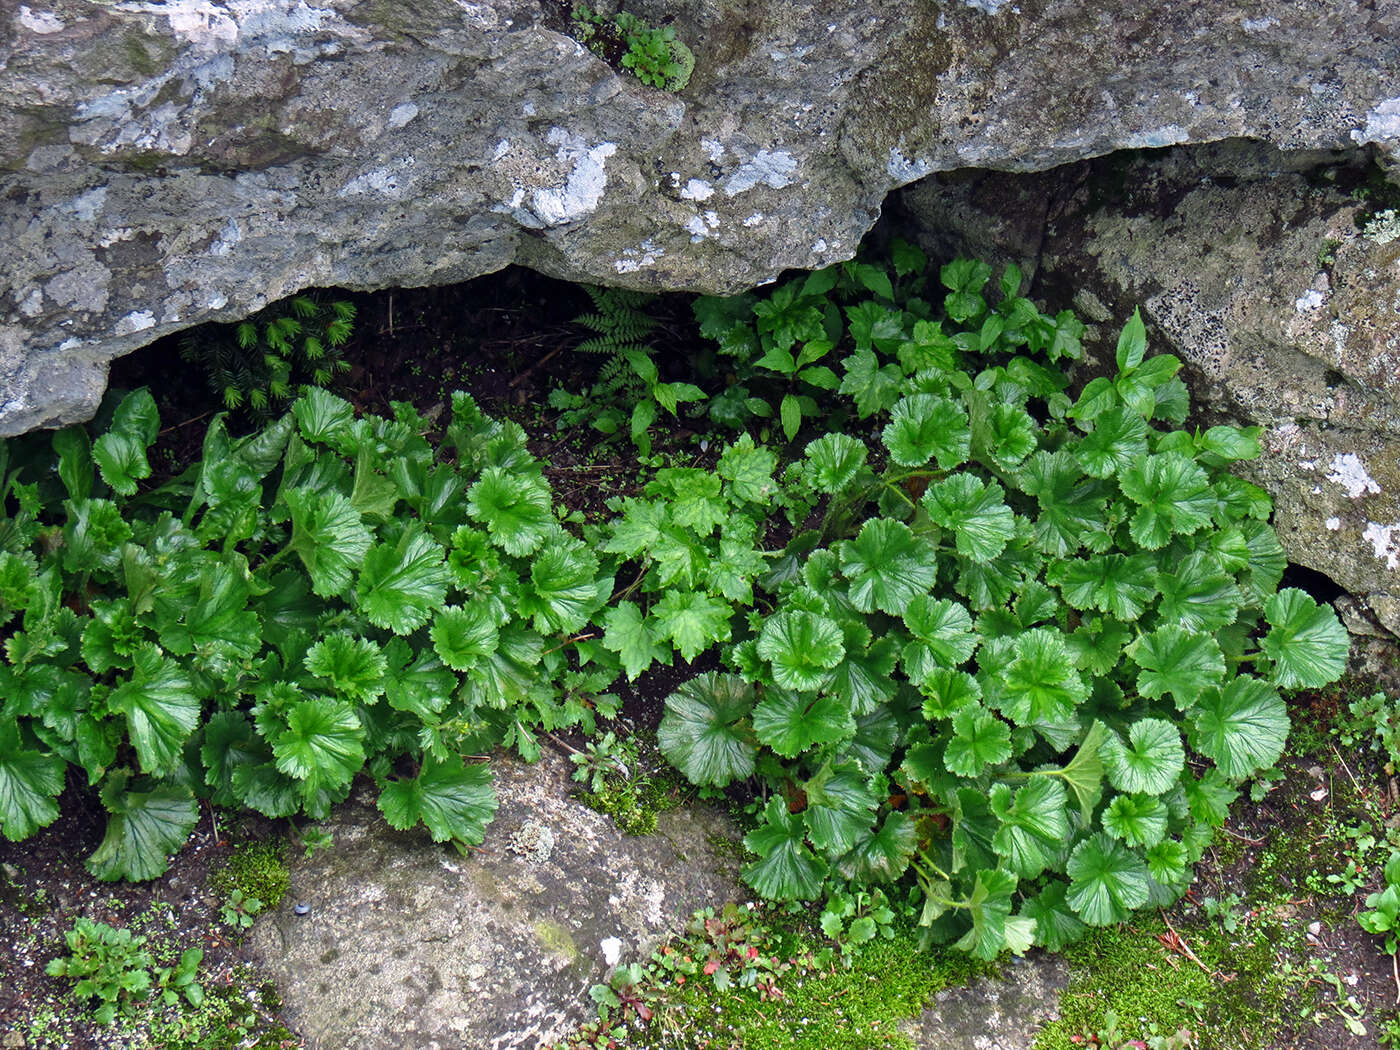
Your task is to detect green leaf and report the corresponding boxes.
[285,487,374,598]
[430,605,499,672]
[1075,406,1148,480]
[839,348,904,418]
[743,798,825,901]
[650,468,726,534]
[833,810,917,883]
[757,610,845,691]
[518,539,604,634]
[156,561,260,679]
[652,590,732,661]
[304,632,386,704]
[803,433,869,494]
[657,673,757,787]
[1100,719,1184,796]
[918,668,982,720]
[944,707,1012,776]
[52,427,93,502]
[903,596,977,672]
[378,756,498,845]
[199,711,263,808]
[922,475,1015,561]
[600,601,667,682]
[804,766,879,853]
[1129,626,1225,708]
[753,689,855,758]
[292,388,355,447]
[1065,832,1150,926]
[1154,551,1240,633]
[1047,554,1158,622]
[0,720,66,841]
[882,394,970,469]
[87,773,198,882]
[1102,794,1169,848]
[271,698,364,795]
[109,646,202,776]
[779,394,803,441]
[995,629,1087,728]
[990,779,1069,879]
[356,526,451,635]
[955,868,1028,960]
[1021,881,1087,951]
[1119,453,1215,548]
[1114,309,1147,372]
[1017,451,1107,558]
[839,518,940,615]
[1262,588,1348,689]
[1055,721,1109,822]
[717,434,778,504]
[467,467,554,556]
[382,639,456,720]
[1190,678,1288,780]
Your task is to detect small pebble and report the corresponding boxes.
[294,902,311,916]
[1307,920,1322,936]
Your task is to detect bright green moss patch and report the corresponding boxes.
[208,841,290,912]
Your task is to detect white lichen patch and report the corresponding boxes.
[507,820,555,863]
[388,102,419,128]
[1326,517,1342,531]
[723,149,797,196]
[615,238,663,274]
[1364,521,1400,570]
[743,213,764,227]
[115,310,156,336]
[530,129,616,226]
[680,179,714,201]
[701,138,725,163]
[1352,98,1400,147]
[1326,452,1382,498]
[17,6,65,33]
[600,937,623,965]
[1363,209,1400,246]
[1294,288,1326,312]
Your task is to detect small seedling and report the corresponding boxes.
[220,889,264,931]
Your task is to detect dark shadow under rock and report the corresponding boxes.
[247,747,743,1050]
[901,952,1069,1050]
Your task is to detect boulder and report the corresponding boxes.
[899,141,1400,635]
[247,745,744,1049]
[5,0,1400,433]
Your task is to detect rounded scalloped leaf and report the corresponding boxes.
[756,609,845,691]
[881,394,970,469]
[1262,588,1349,689]
[1099,718,1185,796]
[1190,677,1288,780]
[657,672,757,788]
[803,433,869,494]
[1065,832,1151,926]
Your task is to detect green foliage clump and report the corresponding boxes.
[633,244,1350,959]
[180,294,355,417]
[571,4,694,91]
[551,286,703,457]
[45,916,204,1025]
[0,383,627,880]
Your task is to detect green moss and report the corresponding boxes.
[534,918,580,963]
[1033,915,1300,1050]
[209,841,290,911]
[629,922,997,1050]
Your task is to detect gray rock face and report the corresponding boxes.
[247,747,742,1050]
[5,0,1400,433]
[902,953,1068,1050]
[899,142,1400,634]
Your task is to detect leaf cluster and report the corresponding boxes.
[179,294,355,419]
[45,916,204,1024]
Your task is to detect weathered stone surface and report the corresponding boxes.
[902,953,1069,1050]
[5,0,1400,433]
[899,142,1400,634]
[247,746,742,1050]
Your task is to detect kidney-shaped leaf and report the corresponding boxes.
[378,756,498,845]
[1262,588,1348,689]
[742,798,825,901]
[1190,677,1288,780]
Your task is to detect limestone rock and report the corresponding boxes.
[902,953,1069,1050]
[5,0,1400,433]
[247,746,742,1050]
[901,142,1400,634]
